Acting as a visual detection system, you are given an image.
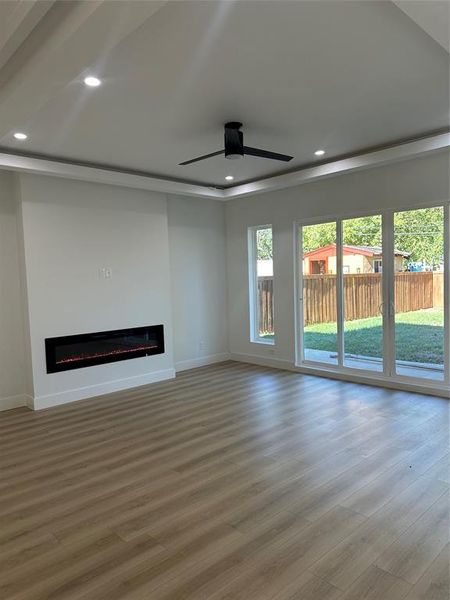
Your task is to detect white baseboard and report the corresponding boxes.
[31,368,176,410]
[0,394,27,412]
[230,353,449,399]
[175,353,231,372]
[230,352,293,371]
[294,364,450,399]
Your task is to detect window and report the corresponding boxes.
[248,225,274,344]
[373,259,382,273]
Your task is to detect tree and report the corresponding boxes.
[256,228,273,260]
[301,209,444,267]
[343,215,382,248]
[302,217,382,252]
[393,207,443,266]
[302,222,336,252]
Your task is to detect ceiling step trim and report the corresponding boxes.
[0,152,224,199]
[224,131,450,199]
[0,131,448,200]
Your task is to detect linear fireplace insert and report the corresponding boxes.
[45,325,164,373]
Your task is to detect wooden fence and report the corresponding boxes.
[258,272,444,331]
[433,273,444,308]
[258,277,274,334]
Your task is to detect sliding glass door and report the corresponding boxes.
[342,215,384,372]
[297,205,449,390]
[393,207,446,381]
[300,221,338,365]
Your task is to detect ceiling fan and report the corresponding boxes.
[179,122,293,166]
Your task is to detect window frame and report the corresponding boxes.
[294,202,450,393]
[248,224,275,345]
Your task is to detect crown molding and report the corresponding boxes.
[223,131,450,199]
[0,131,448,201]
[0,151,224,199]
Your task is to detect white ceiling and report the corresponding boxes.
[0,0,448,188]
[393,0,449,52]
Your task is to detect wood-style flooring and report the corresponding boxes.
[0,361,448,600]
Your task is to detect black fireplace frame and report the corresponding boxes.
[45,325,165,373]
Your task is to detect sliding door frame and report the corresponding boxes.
[294,217,342,367]
[382,211,394,378]
[336,221,344,369]
[388,203,449,388]
[295,201,450,393]
[445,202,450,385]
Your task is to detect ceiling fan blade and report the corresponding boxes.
[243,146,293,162]
[179,150,224,166]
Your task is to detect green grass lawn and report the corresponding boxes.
[263,309,444,364]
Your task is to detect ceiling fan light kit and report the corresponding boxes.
[179,122,293,166]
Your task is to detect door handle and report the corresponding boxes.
[379,302,395,316]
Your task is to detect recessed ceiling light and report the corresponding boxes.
[13,132,27,140]
[225,175,234,181]
[84,76,101,87]
[314,149,325,156]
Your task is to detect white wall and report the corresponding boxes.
[226,150,450,368]
[0,149,447,410]
[0,172,26,410]
[167,195,228,370]
[0,173,228,410]
[18,174,175,409]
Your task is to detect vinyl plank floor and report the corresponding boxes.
[0,361,448,600]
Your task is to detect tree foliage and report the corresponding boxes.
[256,209,444,267]
[256,228,273,260]
[302,216,382,252]
[393,207,443,266]
[297,208,444,267]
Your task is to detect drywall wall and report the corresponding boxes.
[0,171,26,410]
[18,174,175,409]
[1,148,447,410]
[168,195,228,370]
[0,171,230,410]
[226,150,450,369]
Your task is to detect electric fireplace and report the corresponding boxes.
[45,325,164,373]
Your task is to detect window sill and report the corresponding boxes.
[251,338,275,346]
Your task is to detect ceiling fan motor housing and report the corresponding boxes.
[224,122,244,159]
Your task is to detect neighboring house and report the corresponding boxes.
[303,244,409,275]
